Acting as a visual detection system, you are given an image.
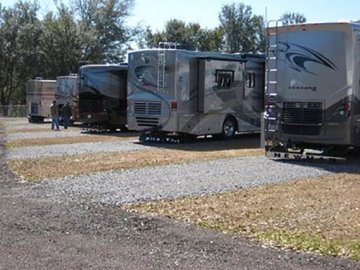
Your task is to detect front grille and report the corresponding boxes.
[134,101,162,127]
[134,102,146,114]
[282,102,322,124]
[282,101,323,136]
[147,102,162,115]
[134,102,162,116]
[136,117,159,127]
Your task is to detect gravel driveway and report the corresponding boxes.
[1,119,359,270]
[24,156,360,206]
[6,140,149,160]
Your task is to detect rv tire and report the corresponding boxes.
[220,117,237,140]
[120,125,128,132]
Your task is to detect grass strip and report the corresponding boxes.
[8,148,263,181]
[125,173,360,260]
[5,134,138,148]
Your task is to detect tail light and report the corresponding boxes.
[343,102,351,115]
[329,100,351,122]
[339,101,351,117]
[171,101,177,110]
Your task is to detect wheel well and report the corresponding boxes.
[224,115,238,131]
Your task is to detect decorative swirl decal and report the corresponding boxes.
[278,42,337,74]
[134,66,158,88]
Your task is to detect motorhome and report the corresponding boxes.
[264,22,360,159]
[78,64,128,131]
[55,74,79,123]
[127,45,265,141]
[26,78,56,123]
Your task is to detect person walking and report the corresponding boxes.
[61,102,71,129]
[50,100,60,130]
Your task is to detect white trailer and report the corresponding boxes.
[127,46,265,141]
[264,22,360,159]
[55,74,79,123]
[26,79,56,123]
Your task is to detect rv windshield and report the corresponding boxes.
[79,67,125,98]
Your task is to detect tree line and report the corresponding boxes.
[0,0,305,105]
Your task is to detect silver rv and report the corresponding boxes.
[264,22,360,159]
[127,46,265,141]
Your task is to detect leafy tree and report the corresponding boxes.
[144,27,164,48]
[0,0,139,105]
[252,15,266,53]
[0,1,41,105]
[280,12,306,25]
[129,23,148,50]
[38,4,81,78]
[73,0,134,63]
[144,19,222,51]
[196,27,224,52]
[145,19,196,49]
[219,3,265,53]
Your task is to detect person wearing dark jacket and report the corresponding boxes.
[61,102,71,129]
[50,100,60,130]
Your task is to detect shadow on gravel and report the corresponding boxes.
[80,129,140,139]
[134,133,262,152]
[275,157,360,174]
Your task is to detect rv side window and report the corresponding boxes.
[246,72,255,88]
[215,69,234,89]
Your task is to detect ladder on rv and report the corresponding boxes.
[157,49,166,93]
[157,42,176,93]
[265,20,282,101]
[264,20,282,141]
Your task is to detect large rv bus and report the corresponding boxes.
[78,64,128,130]
[26,78,56,123]
[55,74,79,123]
[264,22,360,159]
[127,46,265,141]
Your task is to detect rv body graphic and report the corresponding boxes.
[55,74,79,123]
[264,22,360,159]
[127,48,265,140]
[78,64,128,131]
[26,79,56,123]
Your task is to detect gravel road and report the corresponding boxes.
[24,156,360,205]
[1,118,359,270]
[6,130,92,141]
[6,140,148,160]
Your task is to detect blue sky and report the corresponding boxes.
[2,0,360,31]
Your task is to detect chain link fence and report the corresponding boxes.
[0,105,27,117]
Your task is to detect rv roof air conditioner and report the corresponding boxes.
[158,42,177,49]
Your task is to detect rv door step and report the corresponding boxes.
[266,151,347,162]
